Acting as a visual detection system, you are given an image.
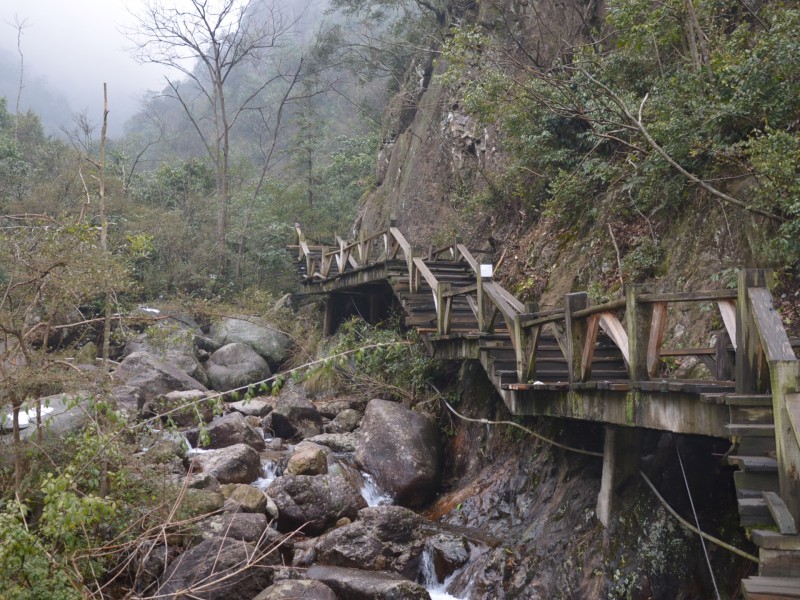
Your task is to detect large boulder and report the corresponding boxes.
[306,433,356,454]
[156,537,277,599]
[228,397,274,418]
[112,351,207,411]
[142,390,216,427]
[355,399,441,507]
[325,409,361,434]
[253,580,338,600]
[266,394,323,440]
[285,442,330,476]
[124,316,208,386]
[189,444,262,484]
[198,512,270,544]
[209,317,291,367]
[220,483,269,513]
[307,566,430,600]
[310,506,429,577]
[184,411,265,451]
[206,343,271,392]
[266,474,366,536]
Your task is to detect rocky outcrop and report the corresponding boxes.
[184,411,266,451]
[189,444,262,484]
[209,318,291,367]
[206,343,271,392]
[355,399,441,507]
[113,351,207,411]
[307,565,430,600]
[267,474,366,536]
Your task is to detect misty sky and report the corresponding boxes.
[0,0,171,134]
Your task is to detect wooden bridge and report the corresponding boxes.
[291,222,800,598]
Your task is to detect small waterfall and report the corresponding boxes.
[252,459,281,490]
[183,435,210,456]
[419,547,466,600]
[359,472,393,507]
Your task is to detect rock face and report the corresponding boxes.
[267,474,366,536]
[307,565,430,600]
[189,444,262,484]
[355,399,441,507]
[157,537,277,599]
[113,351,208,410]
[206,343,271,392]
[184,411,266,451]
[209,318,291,367]
[311,506,431,577]
[253,579,338,600]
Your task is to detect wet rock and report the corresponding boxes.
[184,411,266,451]
[285,442,330,476]
[113,351,208,411]
[229,397,274,417]
[355,399,441,507]
[325,408,361,434]
[426,533,469,582]
[156,537,277,599]
[142,390,215,427]
[267,394,323,440]
[254,579,338,600]
[207,343,271,392]
[267,474,366,536]
[220,483,269,513]
[307,433,356,453]
[209,317,291,367]
[307,565,430,600]
[189,444,262,484]
[311,505,427,577]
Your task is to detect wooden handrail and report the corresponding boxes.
[389,227,412,257]
[413,257,440,294]
[639,289,738,303]
[457,244,480,274]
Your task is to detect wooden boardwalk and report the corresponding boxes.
[291,224,800,598]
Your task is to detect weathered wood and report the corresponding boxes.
[565,293,589,384]
[751,288,795,362]
[770,361,800,525]
[763,491,798,535]
[457,244,479,273]
[719,299,738,350]
[626,284,654,383]
[717,329,736,381]
[639,289,738,303]
[752,529,800,551]
[581,314,601,381]
[737,270,771,394]
[647,302,668,376]
[438,282,452,335]
[743,576,800,599]
[759,548,800,578]
[597,427,640,528]
[599,312,630,365]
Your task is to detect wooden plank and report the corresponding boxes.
[647,302,668,376]
[771,362,800,527]
[786,393,800,452]
[764,491,798,535]
[759,549,800,578]
[639,289,738,303]
[749,288,795,362]
[737,270,771,394]
[743,576,800,598]
[599,312,629,365]
[565,293,589,383]
[581,314,601,381]
[752,529,800,550]
[719,299,738,350]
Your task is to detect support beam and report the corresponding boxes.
[736,269,771,394]
[597,426,641,528]
[565,293,589,383]
[626,284,654,384]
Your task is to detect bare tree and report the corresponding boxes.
[9,15,31,142]
[126,0,298,271]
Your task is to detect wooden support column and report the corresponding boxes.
[716,329,735,381]
[770,360,800,524]
[625,284,654,384]
[514,302,540,383]
[597,426,641,528]
[565,293,589,383]
[323,295,336,336]
[437,283,452,335]
[477,264,492,332]
[736,269,771,393]
[369,293,382,326]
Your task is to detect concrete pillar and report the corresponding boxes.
[597,426,640,528]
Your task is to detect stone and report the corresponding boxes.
[74,342,97,365]
[124,316,208,386]
[324,408,361,434]
[156,537,277,599]
[184,411,266,451]
[307,565,430,600]
[306,433,356,453]
[355,399,441,507]
[253,579,338,600]
[314,397,368,419]
[206,343,272,392]
[229,397,274,417]
[285,442,330,476]
[267,393,323,440]
[198,512,270,544]
[189,444,262,484]
[209,317,292,367]
[220,483,269,513]
[142,390,215,427]
[112,351,207,411]
[176,488,225,520]
[266,474,366,536]
[426,533,469,582]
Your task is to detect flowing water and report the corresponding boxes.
[359,472,394,507]
[419,547,468,600]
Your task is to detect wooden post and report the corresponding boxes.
[437,282,452,335]
[715,329,735,381]
[736,269,771,393]
[477,264,492,333]
[597,426,641,527]
[323,295,336,336]
[513,302,540,383]
[770,360,800,524]
[625,284,653,384]
[565,293,589,384]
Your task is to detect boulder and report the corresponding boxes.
[184,412,265,451]
[267,394,323,440]
[189,444,262,484]
[311,506,427,577]
[142,390,215,427]
[307,565,430,600]
[112,351,207,411]
[314,397,368,419]
[206,343,271,392]
[198,512,269,544]
[254,579,338,600]
[266,474,366,536]
[220,483,269,513]
[176,488,225,520]
[209,317,292,367]
[228,397,274,418]
[124,316,208,386]
[306,433,356,454]
[426,533,469,582]
[285,442,330,476]
[355,399,441,507]
[325,408,361,434]
[156,537,277,599]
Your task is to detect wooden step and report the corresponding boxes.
[739,436,778,458]
[730,405,775,425]
[727,424,776,437]
[728,456,779,472]
[725,394,774,406]
[743,576,800,598]
[739,497,777,527]
[763,492,798,535]
[734,470,780,494]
